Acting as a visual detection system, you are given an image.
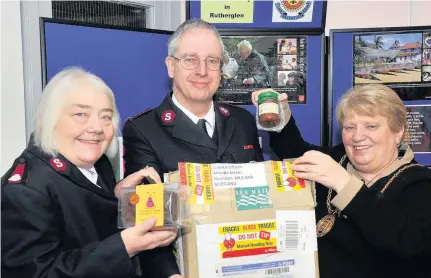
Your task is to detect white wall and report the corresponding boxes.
[1,1,27,175]
[325,0,431,35]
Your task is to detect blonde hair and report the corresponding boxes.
[237,40,252,52]
[336,84,408,142]
[34,67,120,158]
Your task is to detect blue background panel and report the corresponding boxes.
[44,22,172,129]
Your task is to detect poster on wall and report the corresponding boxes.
[216,36,307,105]
[200,0,254,24]
[352,30,431,101]
[405,105,431,153]
[272,0,314,23]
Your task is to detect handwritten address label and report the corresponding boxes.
[210,163,267,189]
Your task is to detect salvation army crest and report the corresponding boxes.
[273,0,314,22]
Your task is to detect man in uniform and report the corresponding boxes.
[122,19,263,178]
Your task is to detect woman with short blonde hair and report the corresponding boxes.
[2,67,181,278]
[253,84,431,278]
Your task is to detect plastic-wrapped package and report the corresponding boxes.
[255,91,288,132]
[117,183,191,230]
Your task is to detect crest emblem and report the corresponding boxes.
[274,0,313,22]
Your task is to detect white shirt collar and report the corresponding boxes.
[78,166,100,188]
[172,93,215,129]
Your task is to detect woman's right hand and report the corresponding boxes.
[251,89,291,123]
[114,167,161,198]
[121,217,177,257]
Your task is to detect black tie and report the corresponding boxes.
[96,175,109,192]
[197,119,209,137]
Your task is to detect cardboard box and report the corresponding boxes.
[166,160,319,278]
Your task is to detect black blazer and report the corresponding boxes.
[122,93,264,178]
[269,116,431,278]
[1,143,179,278]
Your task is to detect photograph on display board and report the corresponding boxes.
[424,32,431,48]
[405,105,431,153]
[352,31,431,101]
[216,36,307,105]
[423,66,431,82]
[423,49,431,66]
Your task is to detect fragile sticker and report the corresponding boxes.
[218,221,278,259]
[271,161,306,192]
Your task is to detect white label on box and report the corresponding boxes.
[196,220,317,278]
[210,163,267,189]
[276,210,318,252]
[215,258,295,278]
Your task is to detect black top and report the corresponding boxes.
[122,93,264,178]
[269,116,431,278]
[1,143,179,278]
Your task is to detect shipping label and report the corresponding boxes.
[215,259,295,278]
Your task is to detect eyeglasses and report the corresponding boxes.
[171,55,221,71]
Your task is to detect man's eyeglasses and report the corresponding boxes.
[171,55,221,71]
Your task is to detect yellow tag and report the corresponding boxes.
[181,163,214,205]
[272,161,306,191]
[135,184,164,226]
[202,164,214,204]
[186,163,197,204]
[271,161,284,192]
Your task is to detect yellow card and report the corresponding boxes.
[201,0,254,24]
[135,184,164,226]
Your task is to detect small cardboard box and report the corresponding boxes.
[117,183,191,230]
[166,160,319,278]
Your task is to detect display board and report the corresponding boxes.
[216,29,325,156]
[41,18,173,127]
[330,26,431,165]
[187,0,327,29]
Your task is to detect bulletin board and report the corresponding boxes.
[41,18,173,128]
[329,25,431,165]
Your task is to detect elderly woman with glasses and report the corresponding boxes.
[252,84,431,278]
[1,68,181,278]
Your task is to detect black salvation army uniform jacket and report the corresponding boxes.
[1,143,180,278]
[122,93,264,178]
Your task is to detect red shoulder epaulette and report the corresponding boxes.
[2,156,30,185]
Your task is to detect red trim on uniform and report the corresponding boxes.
[218,106,230,116]
[8,163,25,183]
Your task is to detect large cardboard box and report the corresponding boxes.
[166,160,319,278]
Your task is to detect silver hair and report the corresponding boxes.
[34,67,120,159]
[167,18,225,57]
[237,40,252,52]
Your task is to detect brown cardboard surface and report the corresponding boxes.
[166,161,319,278]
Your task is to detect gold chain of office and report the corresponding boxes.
[316,154,421,238]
